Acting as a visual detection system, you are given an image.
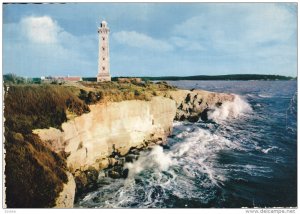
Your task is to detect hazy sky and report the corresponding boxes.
[3,3,297,77]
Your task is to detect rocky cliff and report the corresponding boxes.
[169,89,235,122]
[34,96,176,172]
[54,172,76,208]
[33,89,235,207]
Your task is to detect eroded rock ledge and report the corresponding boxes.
[33,89,234,208]
[54,172,76,208]
[169,89,234,122]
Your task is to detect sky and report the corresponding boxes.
[3,3,298,77]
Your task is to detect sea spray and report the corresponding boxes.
[125,146,172,179]
[208,95,252,122]
[76,94,253,208]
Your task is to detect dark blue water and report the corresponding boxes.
[76,81,297,208]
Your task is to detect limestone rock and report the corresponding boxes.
[32,127,65,152]
[169,89,234,122]
[34,89,235,207]
[34,96,176,174]
[54,172,76,208]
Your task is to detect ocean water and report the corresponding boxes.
[75,80,297,208]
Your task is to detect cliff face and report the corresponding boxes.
[34,96,176,172]
[54,172,76,208]
[5,82,236,208]
[34,90,234,174]
[33,89,234,207]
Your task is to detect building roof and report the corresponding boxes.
[63,77,81,81]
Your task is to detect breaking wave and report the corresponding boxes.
[77,118,259,208]
[207,95,252,122]
[125,146,172,179]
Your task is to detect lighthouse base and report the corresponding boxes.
[97,73,111,82]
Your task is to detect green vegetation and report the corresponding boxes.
[114,74,294,81]
[78,89,103,105]
[3,73,44,84]
[82,77,97,82]
[3,73,27,84]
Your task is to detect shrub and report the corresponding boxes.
[3,73,26,84]
[134,89,141,96]
[5,132,68,207]
[4,85,88,132]
[4,84,88,207]
[79,89,103,105]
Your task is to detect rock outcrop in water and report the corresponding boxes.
[33,89,234,207]
[169,89,234,122]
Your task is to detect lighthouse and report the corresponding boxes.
[97,20,111,82]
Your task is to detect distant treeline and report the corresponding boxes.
[3,74,98,84]
[3,74,295,84]
[113,74,295,81]
[3,73,28,84]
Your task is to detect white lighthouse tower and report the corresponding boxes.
[97,20,111,82]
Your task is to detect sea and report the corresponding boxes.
[75,80,297,208]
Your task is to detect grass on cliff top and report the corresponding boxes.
[4,81,176,134]
[4,81,176,208]
[4,84,89,133]
[78,80,177,102]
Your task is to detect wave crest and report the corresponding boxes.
[125,146,172,179]
[208,95,252,122]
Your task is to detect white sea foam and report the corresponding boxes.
[208,95,252,122]
[124,125,243,189]
[246,93,257,98]
[89,126,240,206]
[77,94,260,208]
[76,96,255,208]
[125,146,172,179]
[223,164,272,178]
[261,146,279,154]
[76,120,268,208]
[258,94,273,98]
[253,145,280,154]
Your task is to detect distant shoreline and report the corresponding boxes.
[3,74,296,83]
[112,74,295,81]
